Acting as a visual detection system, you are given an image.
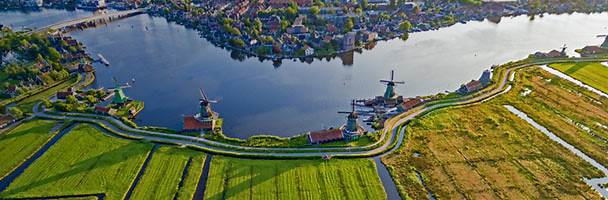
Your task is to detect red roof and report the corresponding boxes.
[465,80,482,92]
[546,50,562,57]
[309,128,343,144]
[183,116,213,131]
[0,115,15,124]
[95,106,110,113]
[401,98,423,111]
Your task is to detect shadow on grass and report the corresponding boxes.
[564,62,589,75]
[0,122,55,141]
[205,159,300,200]
[2,140,152,197]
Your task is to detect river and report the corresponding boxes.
[2,10,607,138]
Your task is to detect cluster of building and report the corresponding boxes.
[457,69,492,94]
[148,0,608,61]
[308,70,427,144]
[2,34,92,99]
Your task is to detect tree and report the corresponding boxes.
[399,20,412,31]
[85,95,97,104]
[310,6,320,15]
[345,17,354,32]
[8,107,23,118]
[46,47,61,62]
[360,0,368,9]
[389,0,396,9]
[42,99,52,108]
[66,95,78,104]
[254,18,263,32]
[281,20,290,31]
[401,32,409,41]
[230,38,245,48]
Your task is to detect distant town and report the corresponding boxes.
[2,0,608,61]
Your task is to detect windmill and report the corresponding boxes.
[338,99,359,133]
[598,34,608,48]
[560,44,567,55]
[111,77,130,105]
[198,87,218,120]
[380,70,405,100]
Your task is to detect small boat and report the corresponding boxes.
[97,53,110,66]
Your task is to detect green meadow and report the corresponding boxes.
[549,62,608,93]
[204,156,386,200]
[0,124,153,199]
[130,146,206,200]
[0,120,57,178]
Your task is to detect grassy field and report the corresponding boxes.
[0,120,57,178]
[549,62,608,93]
[499,67,608,167]
[0,124,153,199]
[130,146,206,200]
[383,67,608,199]
[204,156,386,200]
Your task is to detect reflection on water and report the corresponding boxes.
[0,8,92,30]
[2,10,608,138]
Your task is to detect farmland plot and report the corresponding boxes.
[383,68,607,199]
[204,157,386,200]
[130,146,206,200]
[0,120,57,178]
[0,124,153,199]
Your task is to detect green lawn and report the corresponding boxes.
[130,146,206,200]
[0,124,153,199]
[204,156,386,200]
[0,120,57,178]
[549,62,608,93]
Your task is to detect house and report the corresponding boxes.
[458,80,482,94]
[0,115,16,129]
[397,97,423,112]
[480,70,492,86]
[94,106,117,115]
[358,31,377,42]
[578,45,608,57]
[308,128,344,144]
[287,25,308,35]
[4,85,17,97]
[79,64,95,73]
[56,88,74,100]
[304,45,315,56]
[342,32,356,51]
[182,116,214,132]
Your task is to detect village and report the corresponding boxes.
[146,0,608,61]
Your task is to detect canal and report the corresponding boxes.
[2,10,608,138]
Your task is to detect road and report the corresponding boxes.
[35,58,608,158]
[36,9,144,32]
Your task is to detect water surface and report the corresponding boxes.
[2,10,608,138]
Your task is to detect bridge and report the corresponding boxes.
[37,8,145,32]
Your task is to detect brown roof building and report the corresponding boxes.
[398,97,423,112]
[458,80,482,94]
[308,128,343,144]
[0,114,16,128]
[183,116,214,132]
